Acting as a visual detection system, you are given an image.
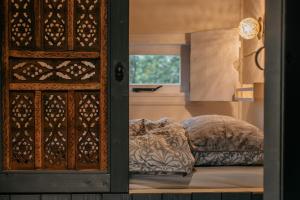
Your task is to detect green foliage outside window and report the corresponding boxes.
[129,55,180,84]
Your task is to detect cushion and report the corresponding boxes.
[182,115,264,166]
[129,118,195,175]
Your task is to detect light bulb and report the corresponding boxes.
[239,18,261,40]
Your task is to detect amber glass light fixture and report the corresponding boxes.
[239,17,265,70]
[239,17,261,40]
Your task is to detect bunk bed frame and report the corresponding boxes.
[0,0,286,199]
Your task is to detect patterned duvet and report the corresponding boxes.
[129,118,195,175]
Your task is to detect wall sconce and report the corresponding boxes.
[239,17,263,40]
[239,17,265,70]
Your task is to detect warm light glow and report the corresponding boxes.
[239,18,261,40]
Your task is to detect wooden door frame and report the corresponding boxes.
[0,0,129,193]
[0,0,3,174]
[109,0,129,193]
[264,0,285,200]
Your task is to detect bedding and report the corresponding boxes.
[130,166,263,189]
[193,151,264,166]
[182,115,264,166]
[129,118,195,175]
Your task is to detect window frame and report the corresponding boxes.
[129,43,190,97]
[0,0,129,193]
[129,54,182,86]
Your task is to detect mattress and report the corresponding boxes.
[129,166,263,190]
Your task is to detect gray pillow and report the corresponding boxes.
[182,115,264,166]
[193,151,264,166]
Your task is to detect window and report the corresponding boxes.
[129,55,181,85]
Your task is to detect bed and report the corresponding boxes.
[130,166,263,192]
[129,116,264,195]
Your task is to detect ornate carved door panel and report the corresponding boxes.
[2,0,108,171]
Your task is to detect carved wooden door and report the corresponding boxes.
[2,0,108,171]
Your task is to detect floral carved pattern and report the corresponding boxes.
[43,93,67,169]
[76,92,100,168]
[4,0,108,172]
[43,0,67,49]
[75,0,99,50]
[10,92,35,169]
[11,59,99,83]
[10,0,34,48]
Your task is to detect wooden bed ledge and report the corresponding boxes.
[129,187,264,194]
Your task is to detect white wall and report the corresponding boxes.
[129,0,241,122]
[190,29,240,101]
[240,83,264,129]
[241,0,265,83]
[129,0,265,128]
[130,99,239,122]
[239,0,265,129]
[130,0,242,34]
